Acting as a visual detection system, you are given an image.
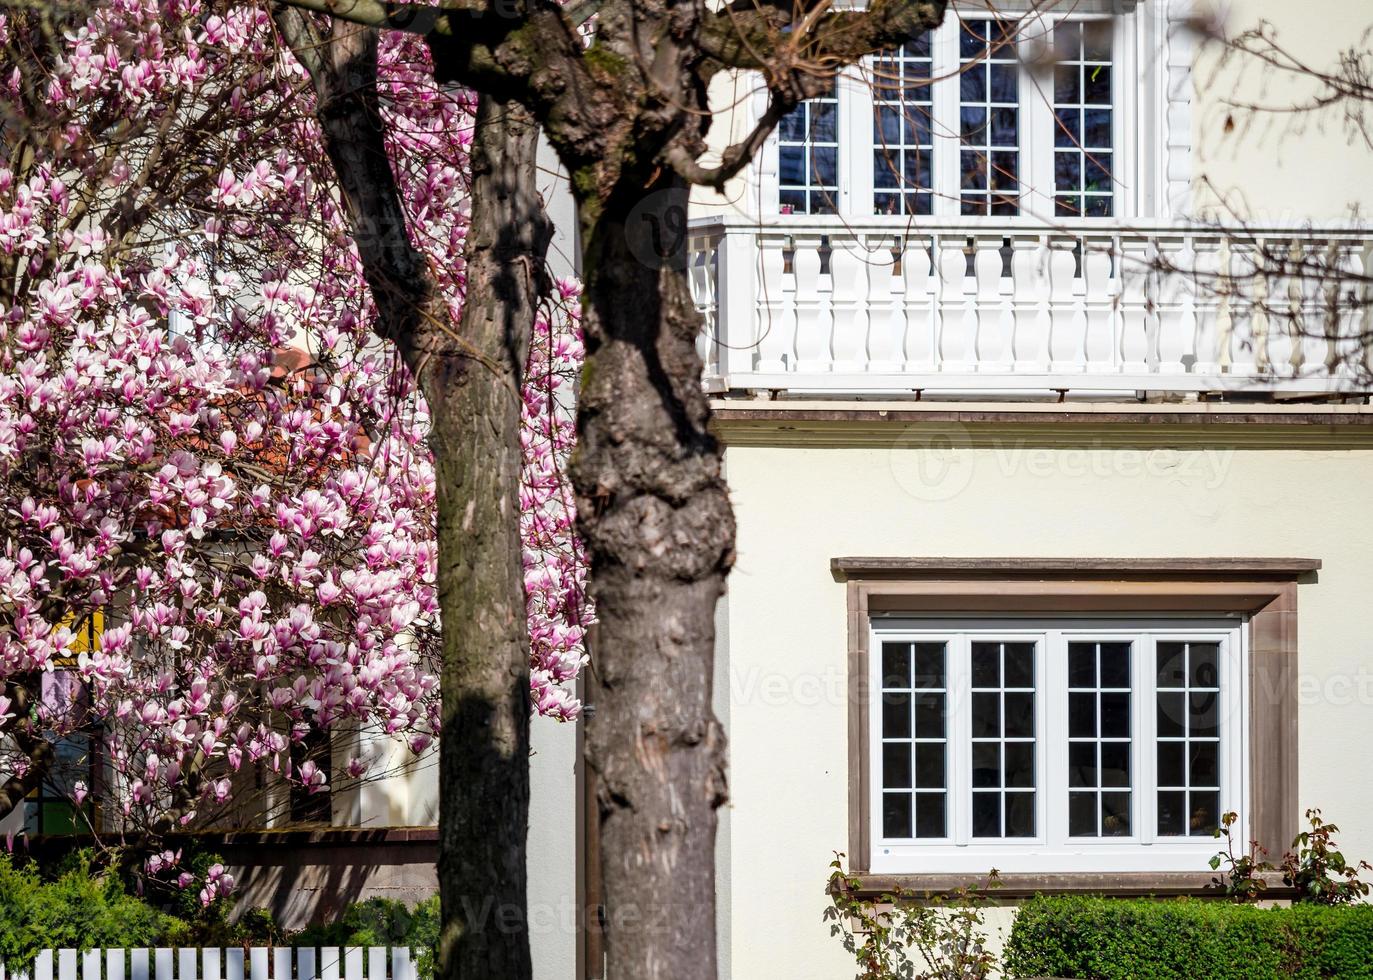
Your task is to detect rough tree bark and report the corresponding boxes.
[275,16,551,977]
[572,174,734,976]
[276,0,948,975]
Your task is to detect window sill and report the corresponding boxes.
[843,871,1293,900]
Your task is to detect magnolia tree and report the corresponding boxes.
[0,0,587,886]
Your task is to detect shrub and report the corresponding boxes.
[824,855,999,980]
[1003,895,1373,980]
[0,852,171,964]
[294,897,439,980]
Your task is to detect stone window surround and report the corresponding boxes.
[836,556,1314,897]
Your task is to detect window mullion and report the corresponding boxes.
[953,633,970,846]
[839,66,869,216]
[932,20,961,217]
[1139,632,1158,843]
[1043,629,1066,848]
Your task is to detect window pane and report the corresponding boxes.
[883,742,912,788]
[869,31,933,215]
[1069,692,1096,737]
[971,692,1001,738]
[884,792,913,837]
[1067,641,1134,837]
[1100,643,1131,687]
[1004,692,1035,737]
[972,742,1000,788]
[916,742,946,789]
[959,19,1019,215]
[915,693,944,738]
[1157,790,1186,836]
[882,642,911,688]
[1069,791,1096,837]
[882,691,911,738]
[778,83,838,215]
[915,793,946,838]
[969,640,1037,838]
[1100,741,1131,787]
[1052,22,1112,217]
[1005,792,1035,837]
[1100,692,1130,738]
[1158,741,1185,787]
[971,642,1000,687]
[972,792,1001,837]
[1069,741,1096,787]
[914,642,945,688]
[1156,641,1224,837]
[1004,741,1035,788]
[1102,792,1131,836]
[1069,644,1096,687]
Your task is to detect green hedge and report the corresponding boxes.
[0,853,170,963]
[1004,895,1373,979]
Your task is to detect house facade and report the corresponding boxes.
[10,1,1368,977]
[690,0,1373,976]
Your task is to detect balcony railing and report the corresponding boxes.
[688,215,1373,397]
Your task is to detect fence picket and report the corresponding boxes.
[317,950,339,980]
[3,947,414,980]
[342,949,362,980]
[247,948,268,980]
[295,950,315,980]
[103,950,124,980]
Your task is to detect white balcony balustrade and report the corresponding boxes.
[687,216,1373,398]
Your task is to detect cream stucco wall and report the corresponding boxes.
[1193,0,1373,221]
[717,424,1373,978]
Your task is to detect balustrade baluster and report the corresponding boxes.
[1118,235,1151,375]
[830,238,867,372]
[793,238,831,371]
[974,236,1010,370]
[1048,237,1080,373]
[904,236,937,371]
[1011,234,1047,372]
[935,237,969,373]
[867,235,905,373]
[1155,236,1192,374]
[756,236,791,372]
[1083,237,1115,372]
[1192,236,1222,378]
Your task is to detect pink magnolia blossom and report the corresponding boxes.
[0,1,590,841]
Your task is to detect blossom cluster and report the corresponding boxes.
[0,0,588,858]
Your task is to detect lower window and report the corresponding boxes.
[871,619,1246,874]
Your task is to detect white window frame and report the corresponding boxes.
[868,617,1248,875]
[760,1,1160,220]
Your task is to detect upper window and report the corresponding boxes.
[871,619,1245,874]
[772,9,1133,218]
[778,80,840,215]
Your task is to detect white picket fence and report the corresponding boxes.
[0,948,417,980]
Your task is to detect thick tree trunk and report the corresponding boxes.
[431,94,549,980]
[571,175,734,980]
[277,18,551,976]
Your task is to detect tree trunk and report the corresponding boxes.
[571,174,734,980]
[276,18,551,975]
[431,94,549,980]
